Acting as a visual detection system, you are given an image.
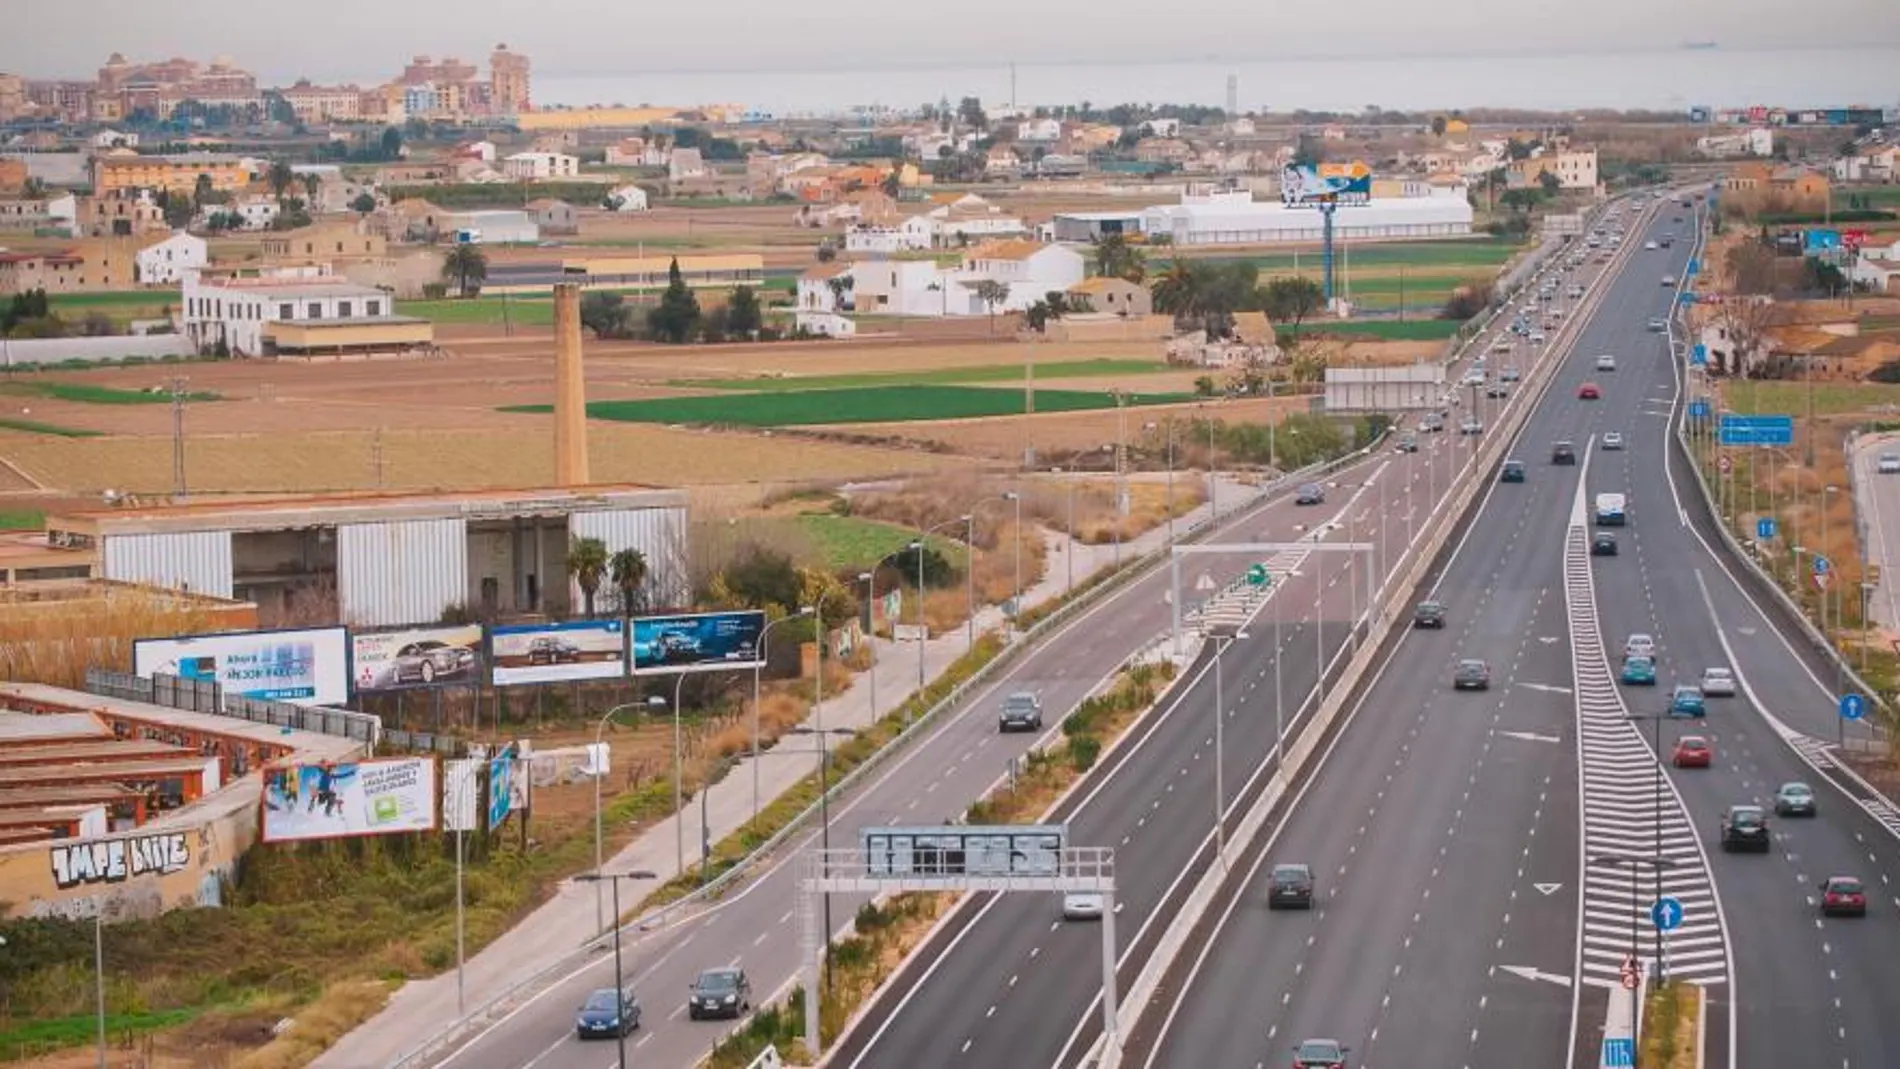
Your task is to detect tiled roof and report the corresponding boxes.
[966,239,1045,262]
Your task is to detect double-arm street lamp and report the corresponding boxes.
[1145,419,1177,544]
[1211,628,1250,861]
[593,696,666,932]
[1591,851,1678,1067]
[574,869,660,1069]
[787,723,857,991]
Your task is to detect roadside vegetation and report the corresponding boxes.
[1640,981,1699,1068]
[0,382,221,406]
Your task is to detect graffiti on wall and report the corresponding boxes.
[49,833,191,890]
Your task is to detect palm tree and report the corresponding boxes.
[441,244,488,298]
[1092,233,1146,283]
[267,160,294,203]
[973,279,1010,325]
[610,548,649,618]
[301,172,321,208]
[192,173,214,211]
[1150,261,1204,326]
[566,536,610,618]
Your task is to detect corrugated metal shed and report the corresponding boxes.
[335,518,469,628]
[569,505,689,611]
[101,531,233,597]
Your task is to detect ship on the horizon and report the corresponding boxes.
[1680,40,1719,50]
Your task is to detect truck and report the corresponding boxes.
[1594,492,1627,526]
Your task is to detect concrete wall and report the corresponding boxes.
[0,333,191,369]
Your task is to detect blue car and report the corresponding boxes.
[1621,656,1657,686]
[1670,684,1707,718]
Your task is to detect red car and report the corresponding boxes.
[1578,382,1602,400]
[1672,736,1712,768]
[1821,876,1867,916]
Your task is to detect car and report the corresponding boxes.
[1595,354,1617,372]
[1578,382,1601,400]
[527,636,582,665]
[1672,735,1712,768]
[1774,781,1817,817]
[1500,366,1521,382]
[1061,891,1105,921]
[654,630,701,661]
[1267,863,1316,909]
[1396,435,1419,453]
[1602,431,1625,451]
[1413,600,1447,629]
[1487,383,1510,399]
[1418,413,1446,433]
[1670,684,1706,718]
[1700,667,1736,697]
[1620,654,1656,685]
[1491,338,1515,353]
[1820,876,1868,917]
[998,691,1043,732]
[1528,331,1547,344]
[1500,459,1526,483]
[1568,285,1586,299]
[1552,441,1578,465]
[575,986,642,1039]
[1460,418,1484,436]
[1296,482,1326,505]
[1648,317,1667,332]
[1293,1038,1351,1068]
[391,640,476,684]
[1720,805,1771,852]
[1662,274,1678,287]
[1461,369,1487,387]
[687,967,752,1020]
[1453,659,1491,690]
[1878,453,1900,474]
[1625,633,1657,660]
[1594,531,1621,557]
[1659,236,1675,249]
[1644,240,1659,250]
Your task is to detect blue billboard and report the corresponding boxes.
[632,610,768,675]
[1805,229,1842,255]
[487,749,518,831]
[1281,162,1372,207]
[1719,414,1795,447]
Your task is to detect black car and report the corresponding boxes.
[528,636,582,665]
[1413,600,1447,629]
[575,986,641,1039]
[688,967,752,1020]
[1267,863,1315,909]
[1453,659,1491,690]
[1295,483,1326,506]
[655,630,701,662]
[1592,532,1619,556]
[1552,441,1577,465]
[1720,805,1771,853]
[1500,460,1526,483]
[997,691,1044,733]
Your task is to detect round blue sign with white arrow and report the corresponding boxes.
[1814,555,1831,575]
[1651,895,1685,932]
[1841,693,1866,722]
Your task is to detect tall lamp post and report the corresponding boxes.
[788,724,857,991]
[1211,628,1250,861]
[593,697,664,932]
[1049,467,1076,592]
[858,571,878,720]
[1591,852,1678,1066]
[1625,711,1676,981]
[753,608,815,824]
[1144,419,1176,544]
[574,869,659,1069]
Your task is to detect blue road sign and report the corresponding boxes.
[1689,399,1712,420]
[1677,292,1696,305]
[1688,258,1701,276]
[1841,693,1866,721]
[1651,895,1685,932]
[1758,517,1778,540]
[1692,343,1708,366]
[1602,1037,1636,1067]
[1719,414,1795,447]
[1814,555,1831,575]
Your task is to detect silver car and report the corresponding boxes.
[1878,453,1900,474]
[1602,431,1625,451]
[1061,892,1105,921]
[1701,667,1737,697]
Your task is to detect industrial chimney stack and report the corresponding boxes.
[552,283,590,486]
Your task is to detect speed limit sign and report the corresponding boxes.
[1718,455,1733,474]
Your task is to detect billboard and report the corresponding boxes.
[490,619,626,686]
[631,610,768,675]
[487,749,522,830]
[350,624,484,693]
[1805,229,1842,255]
[260,757,438,842]
[133,626,349,707]
[861,824,1067,877]
[1281,161,1372,208]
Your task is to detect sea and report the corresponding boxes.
[532,47,1900,118]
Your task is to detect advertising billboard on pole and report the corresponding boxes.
[632,610,768,675]
[490,619,627,686]
[260,757,438,842]
[487,751,519,831]
[133,627,349,707]
[1280,161,1372,207]
[350,624,484,693]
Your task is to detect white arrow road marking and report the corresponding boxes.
[1737,627,1757,636]
[1538,636,1561,645]
[1499,964,1573,987]
[1535,883,1563,896]
[1517,683,1574,695]
[1498,730,1564,744]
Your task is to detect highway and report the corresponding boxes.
[425,384,1482,1069]
[827,212,1623,1069]
[1129,198,1667,1069]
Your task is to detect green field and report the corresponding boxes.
[504,384,1192,427]
[795,514,969,570]
[1176,239,1522,274]
[0,416,101,437]
[0,382,221,405]
[1723,381,1900,417]
[677,358,1168,392]
[399,296,559,327]
[1278,319,1463,342]
[0,509,44,530]
[44,290,174,325]
[1836,187,1900,208]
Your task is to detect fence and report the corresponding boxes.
[82,667,431,754]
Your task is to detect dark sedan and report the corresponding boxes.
[1266,863,1315,909]
[1413,600,1447,628]
[688,967,752,1020]
[575,987,640,1039]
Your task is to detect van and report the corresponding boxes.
[1594,493,1627,526]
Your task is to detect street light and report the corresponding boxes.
[788,723,858,991]
[1591,851,1678,1068]
[594,697,664,932]
[1145,419,1177,544]
[574,869,660,1069]
[1049,467,1076,592]
[1211,628,1250,861]
[754,608,815,824]
[1003,490,1023,623]
[914,514,971,685]
[1625,712,1677,980]
[858,571,878,719]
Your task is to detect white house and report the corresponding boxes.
[92,129,138,149]
[795,311,856,337]
[225,196,280,230]
[135,230,207,285]
[1700,128,1774,159]
[930,204,1028,247]
[1015,118,1062,142]
[853,259,956,317]
[669,148,708,180]
[798,262,855,313]
[182,275,397,356]
[1834,144,1899,183]
[455,139,498,163]
[844,225,916,254]
[953,240,1086,313]
[502,152,580,180]
[606,184,650,212]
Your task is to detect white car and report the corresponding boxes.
[1878,453,1900,474]
[1644,240,1660,250]
[1626,633,1657,660]
[1061,892,1105,921]
[1462,370,1487,387]
[1460,418,1485,435]
[1602,431,1625,450]
[1595,354,1617,372]
[1530,331,1547,344]
[1701,667,1737,697]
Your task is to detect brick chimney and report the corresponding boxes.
[552,283,590,485]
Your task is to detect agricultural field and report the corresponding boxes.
[511,384,1194,427]
[677,357,1170,391]
[1721,380,1900,417]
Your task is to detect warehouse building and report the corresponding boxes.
[44,485,689,628]
[1140,194,1474,246]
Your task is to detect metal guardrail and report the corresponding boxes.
[82,667,405,753]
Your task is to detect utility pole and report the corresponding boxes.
[372,426,386,488]
[168,376,189,501]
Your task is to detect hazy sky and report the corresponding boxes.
[6,0,1898,84]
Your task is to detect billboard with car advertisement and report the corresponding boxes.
[1280,161,1372,208]
[350,624,484,693]
[133,627,349,707]
[490,619,627,686]
[259,757,438,842]
[632,610,768,675]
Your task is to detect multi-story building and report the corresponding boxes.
[490,45,531,113]
[0,158,25,195]
[1507,148,1599,191]
[358,84,407,125]
[259,220,387,265]
[181,275,432,357]
[25,80,94,124]
[134,230,208,285]
[400,55,479,88]
[502,152,578,180]
[92,152,248,196]
[93,53,260,121]
[0,237,138,294]
[76,189,167,238]
[0,73,25,122]
[279,80,363,124]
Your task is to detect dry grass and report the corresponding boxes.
[846,396,1308,459]
[0,590,245,689]
[229,981,393,1069]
